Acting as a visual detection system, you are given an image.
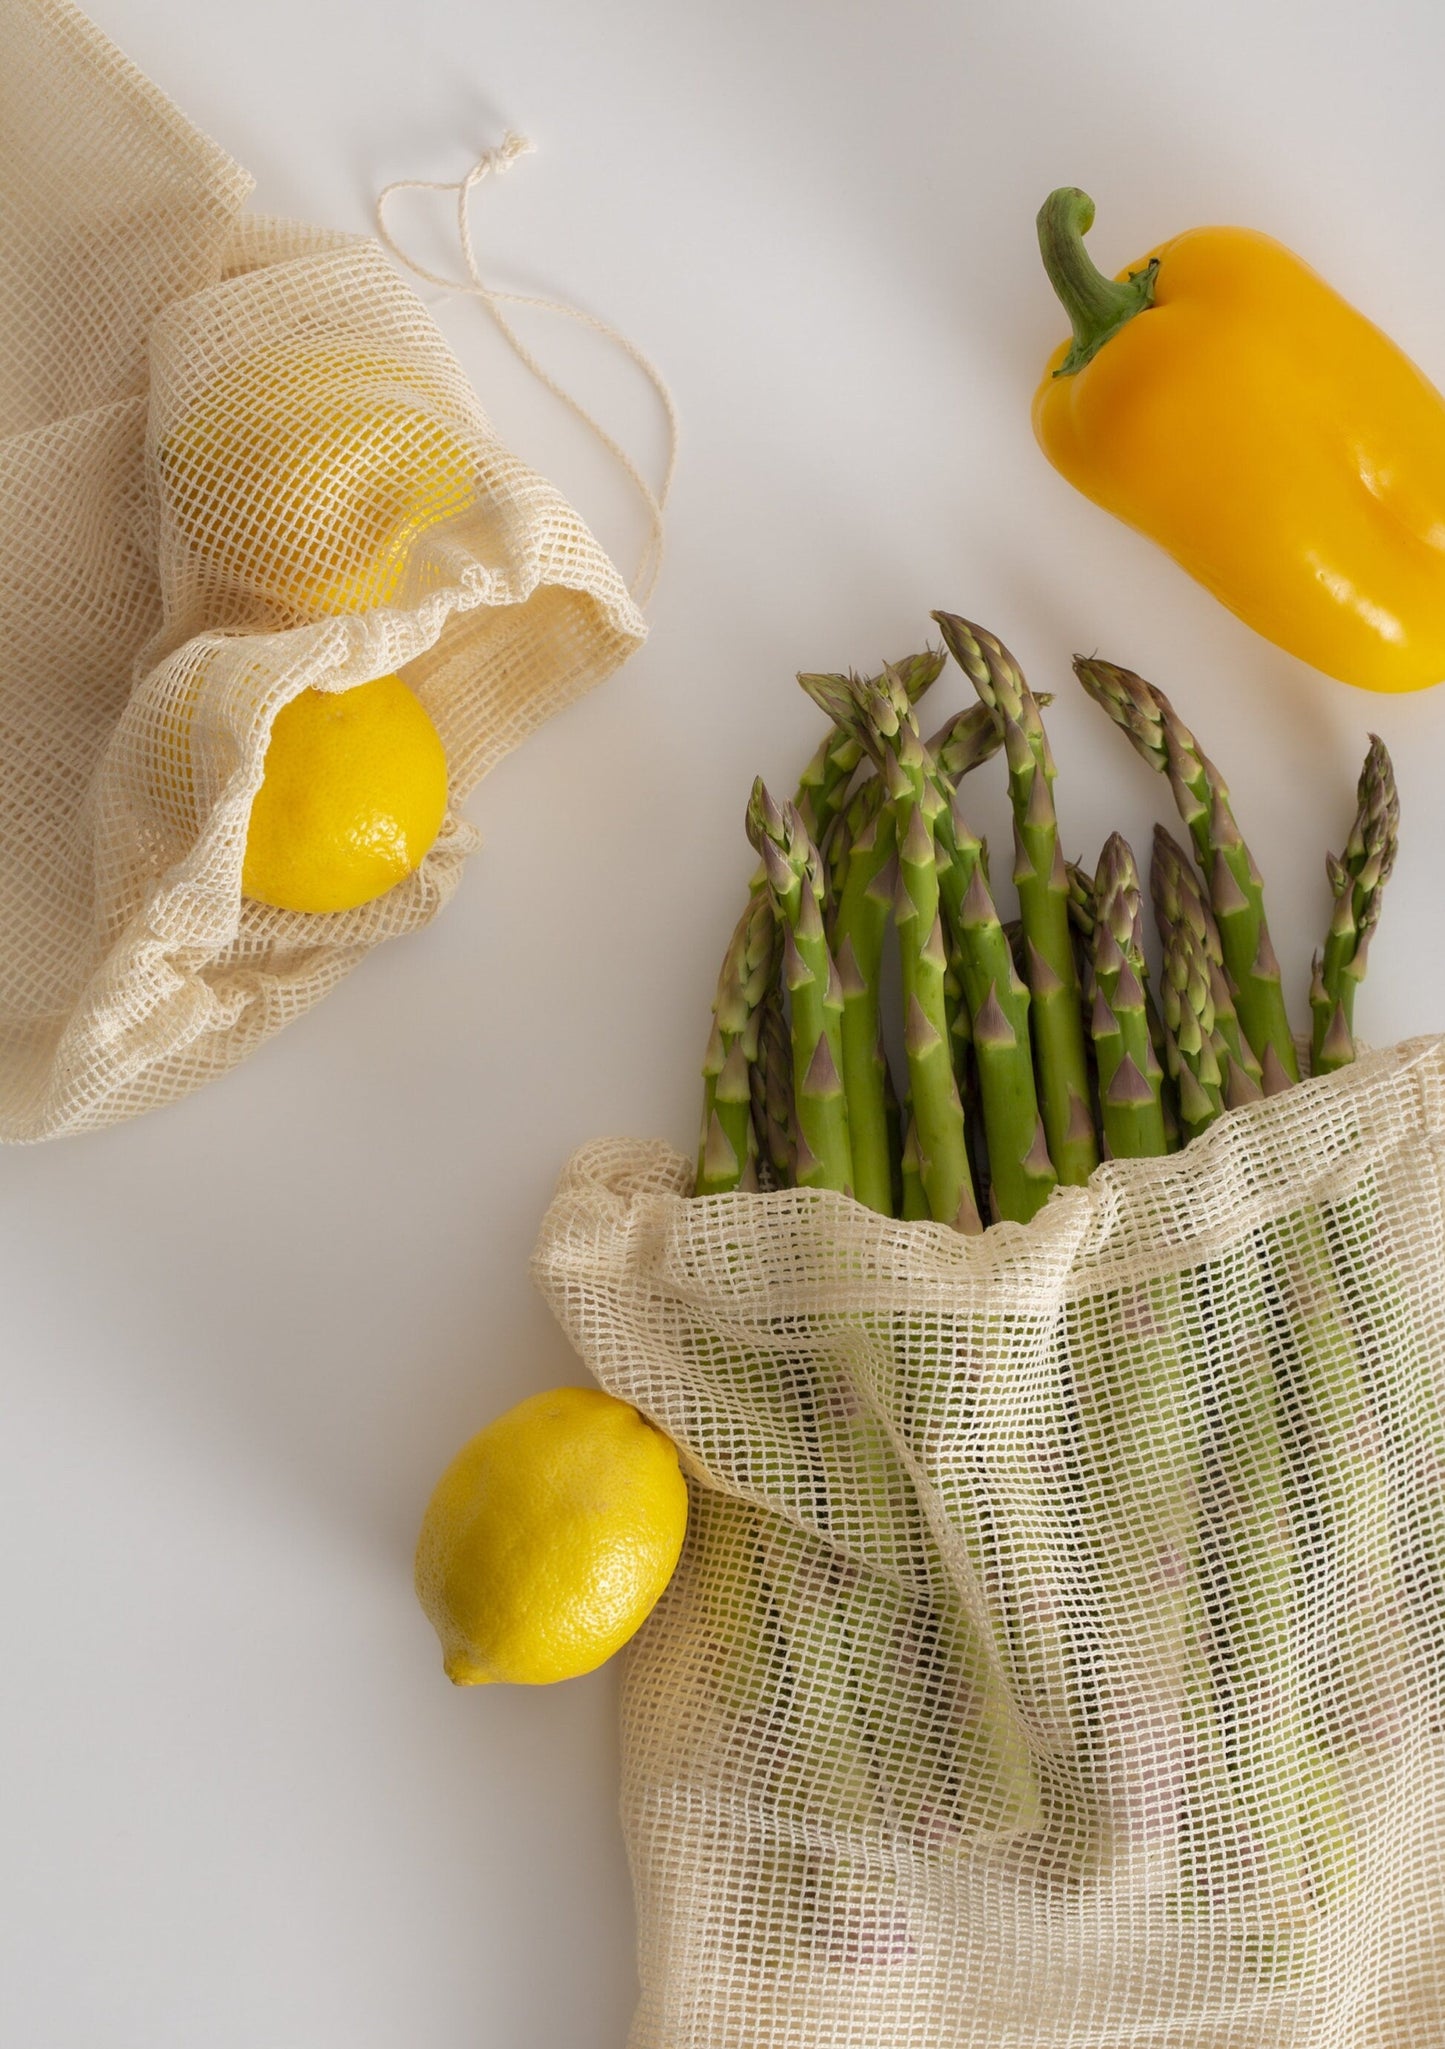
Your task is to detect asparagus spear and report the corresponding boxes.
[925,690,1051,785]
[747,782,854,1195]
[1153,850,1228,1143]
[881,681,1068,1757]
[851,669,982,1232]
[793,649,946,848]
[1073,655,1298,1091]
[696,890,777,1194]
[1262,1197,1404,1768]
[934,791,1056,1224]
[1065,858,1096,945]
[824,771,881,935]
[1151,827,1264,1103]
[798,647,1011,841]
[1090,835,1168,1160]
[1198,1284,1354,1920]
[831,780,899,1215]
[750,976,796,1188]
[935,612,1098,1186]
[1311,735,1399,1076]
[899,1111,928,1220]
[1066,851,1173,1145]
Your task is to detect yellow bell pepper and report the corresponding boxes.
[1032,188,1445,693]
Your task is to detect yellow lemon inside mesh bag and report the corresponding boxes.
[415,1386,690,1686]
[241,674,448,913]
[160,339,478,614]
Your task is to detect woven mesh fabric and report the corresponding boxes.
[0,0,644,1140]
[534,1038,1445,2048]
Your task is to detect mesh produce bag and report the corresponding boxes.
[533,1037,1445,2048]
[0,0,645,1140]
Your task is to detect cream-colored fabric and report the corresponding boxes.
[534,1038,1445,2048]
[0,0,645,1140]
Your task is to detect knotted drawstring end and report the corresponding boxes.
[375,135,676,608]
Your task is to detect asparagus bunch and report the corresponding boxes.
[699,624,1396,1212]
[685,618,1404,1928]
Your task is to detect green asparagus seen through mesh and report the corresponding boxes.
[1199,1251,1355,1915]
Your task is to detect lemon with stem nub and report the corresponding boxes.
[415,1386,689,1686]
[242,675,448,914]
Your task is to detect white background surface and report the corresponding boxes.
[5,0,1445,2042]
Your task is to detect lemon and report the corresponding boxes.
[161,339,477,615]
[415,1386,689,1686]
[242,674,448,913]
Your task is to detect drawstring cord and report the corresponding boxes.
[376,133,678,608]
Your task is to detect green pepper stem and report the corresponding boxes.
[1037,187,1158,378]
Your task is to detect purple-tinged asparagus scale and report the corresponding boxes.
[697,620,1397,1219]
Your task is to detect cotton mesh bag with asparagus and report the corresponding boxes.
[533,614,1445,2049]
